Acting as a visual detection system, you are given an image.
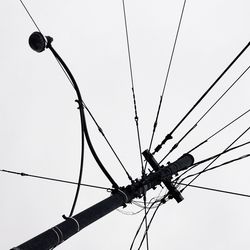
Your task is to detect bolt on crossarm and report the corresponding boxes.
[11,153,194,250]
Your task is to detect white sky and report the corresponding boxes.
[1,1,250,249]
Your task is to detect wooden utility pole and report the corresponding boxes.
[11,152,194,250]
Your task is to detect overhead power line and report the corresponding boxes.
[121,1,149,249]
[19,0,42,33]
[180,125,250,192]
[153,40,250,155]
[179,154,250,183]
[82,101,133,182]
[187,108,250,154]
[173,140,250,184]
[148,0,187,152]
[0,169,110,191]
[160,64,250,161]
[5,167,249,200]
[178,183,250,198]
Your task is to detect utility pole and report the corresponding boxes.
[11,152,194,250]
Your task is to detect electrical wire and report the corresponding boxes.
[147,0,187,153]
[121,0,144,173]
[180,125,250,192]
[129,199,164,250]
[188,108,250,154]
[176,182,250,198]
[142,193,150,249]
[19,0,42,33]
[47,43,87,217]
[121,2,148,248]
[54,49,132,183]
[160,64,250,162]
[173,140,250,184]
[48,43,119,185]
[179,154,250,183]
[153,41,250,155]
[18,0,86,217]
[137,201,162,250]
[82,101,133,182]
[130,194,170,250]
[0,169,110,191]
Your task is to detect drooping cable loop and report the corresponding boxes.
[48,41,132,188]
[28,31,119,217]
[46,41,119,189]
[45,41,86,217]
[153,41,250,155]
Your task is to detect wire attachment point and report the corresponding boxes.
[153,133,173,154]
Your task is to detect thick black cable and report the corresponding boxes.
[47,42,119,219]
[19,1,85,217]
[0,169,110,191]
[46,44,85,217]
[48,44,118,186]
[153,41,250,154]
[161,64,250,160]
[54,51,132,183]
[148,0,187,152]
[54,52,130,185]
[19,0,42,33]
[180,126,250,192]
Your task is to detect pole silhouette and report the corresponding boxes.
[12,152,194,250]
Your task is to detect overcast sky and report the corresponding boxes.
[1,1,250,249]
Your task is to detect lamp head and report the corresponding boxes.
[29,32,46,52]
[29,32,53,52]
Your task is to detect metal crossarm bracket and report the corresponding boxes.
[142,150,194,203]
